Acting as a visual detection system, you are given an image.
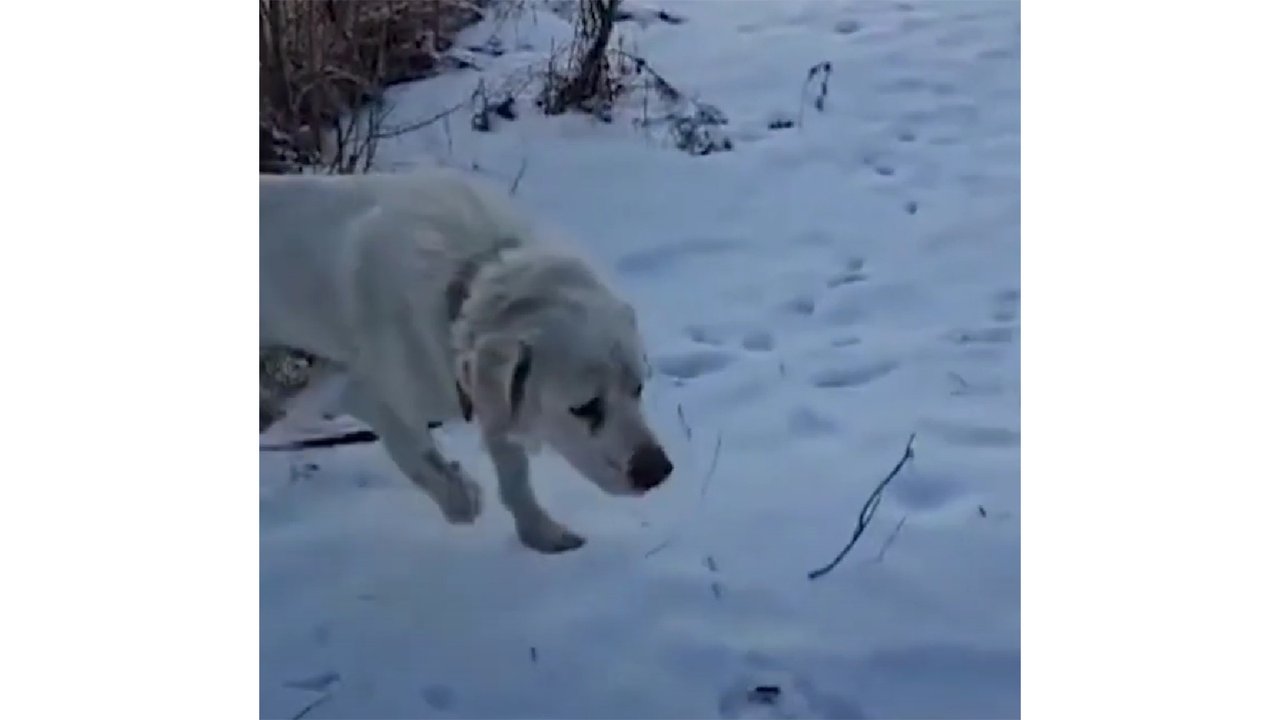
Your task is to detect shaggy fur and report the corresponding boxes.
[260,169,673,552]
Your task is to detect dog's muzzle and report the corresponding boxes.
[628,442,673,491]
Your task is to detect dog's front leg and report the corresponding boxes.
[361,400,482,525]
[484,433,585,553]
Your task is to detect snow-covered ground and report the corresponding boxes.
[260,1,1020,717]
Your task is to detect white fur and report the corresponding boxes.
[260,169,672,552]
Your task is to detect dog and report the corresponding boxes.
[260,169,674,552]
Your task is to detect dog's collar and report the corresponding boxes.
[445,238,520,423]
[445,237,522,324]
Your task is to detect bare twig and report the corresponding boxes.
[375,99,470,139]
[291,693,333,720]
[509,157,529,195]
[676,403,692,440]
[700,433,723,503]
[808,433,917,580]
[797,60,833,128]
[874,515,908,563]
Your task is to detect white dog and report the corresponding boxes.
[260,169,674,552]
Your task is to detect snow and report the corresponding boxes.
[260,1,1020,718]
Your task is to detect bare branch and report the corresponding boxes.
[808,433,917,580]
[373,100,469,139]
[874,515,908,563]
[509,157,529,195]
[291,692,332,720]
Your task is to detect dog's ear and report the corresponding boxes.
[460,335,533,433]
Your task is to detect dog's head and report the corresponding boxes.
[454,253,673,496]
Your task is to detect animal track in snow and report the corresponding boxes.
[888,470,965,513]
[780,295,816,316]
[421,684,456,711]
[922,418,1020,449]
[653,348,736,380]
[827,270,870,288]
[834,19,861,34]
[717,653,865,719]
[788,406,840,437]
[859,151,900,179]
[826,256,870,288]
[810,359,899,389]
[741,330,776,351]
[991,288,1020,322]
[686,325,729,346]
[947,325,1018,345]
[615,237,743,276]
[285,670,340,692]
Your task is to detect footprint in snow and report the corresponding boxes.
[741,330,775,352]
[686,325,729,347]
[991,288,1020,323]
[788,406,840,438]
[826,257,870,289]
[810,359,899,389]
[717,653,865,719]
[921,418,1020,449]
[615,237,744,276]
[422,684,456,711]
[946,325,1019,345]
[285,670,340,693]
[888,469,966,513]
[653,348,737,380]
[834,19,861,35]
[780,295,816,317]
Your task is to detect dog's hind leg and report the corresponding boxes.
[484,433,586,553]
[354,395,483,525]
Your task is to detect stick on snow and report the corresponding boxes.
[808,433,916,580]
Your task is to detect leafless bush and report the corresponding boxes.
[259,0,485,174]
[539,0,624,115]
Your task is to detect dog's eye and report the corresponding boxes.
[569,397,604,426]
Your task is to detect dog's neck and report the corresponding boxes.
[445,238,521,423]
[445,237,522,325]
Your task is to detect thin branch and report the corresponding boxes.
[808,433,917,580]
[874,515,908,563]
[291,692,333,720]
[374,99,469,139]
[676,403,692,441]
[699,433,723,503]
[509,157,528,195]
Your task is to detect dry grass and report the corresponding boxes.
[259,0,485,174]
[539,0,624,115]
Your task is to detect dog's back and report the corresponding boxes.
[259,169,540,361]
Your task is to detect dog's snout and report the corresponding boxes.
[628,443,673,491]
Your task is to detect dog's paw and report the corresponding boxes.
[518,520,586,554]
[440,474,483,525]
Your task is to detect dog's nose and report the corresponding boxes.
[628,443,673,491]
